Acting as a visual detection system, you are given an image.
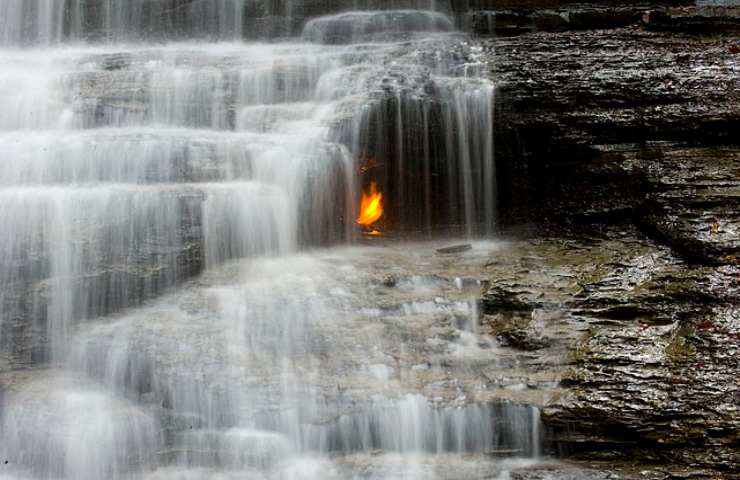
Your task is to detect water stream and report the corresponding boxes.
[0,3,538,479]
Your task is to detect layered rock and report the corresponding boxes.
[478,226,740,478]
[489,8,739,266]
[479,3,740,476]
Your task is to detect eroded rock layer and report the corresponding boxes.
[481,3,739,477]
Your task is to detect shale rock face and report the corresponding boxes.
[480,227,740,478]
[481,3,740,476]
[551,253,739,473]
[489,8,740,267]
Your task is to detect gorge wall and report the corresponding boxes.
[479,2,740,477]
[0,1,737,478]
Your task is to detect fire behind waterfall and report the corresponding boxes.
[357,181,383,235]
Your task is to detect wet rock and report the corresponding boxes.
[509,464,621,480]
[466,11,537,36]
[484,314,553,351]
[547,298,740,473]
[497,328,552,351]
[477,227,740,475]
[549,255,739,473]
[532,10,569,31]
[302,10,454,44]
[562,8,643,30]
[488,19,740,268]
[643,6,740,33]
[633,145,740,265]
[436,244,474,255]
[482,286,535,313]
[464,5,677,36]
[641,194,740,265]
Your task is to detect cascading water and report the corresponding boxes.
[0,3,538,479]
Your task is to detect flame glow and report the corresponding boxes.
[357,181,384,227]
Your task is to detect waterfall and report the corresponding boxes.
[0,2,537,479]
[0,0,251,43]
[0,0,454,44]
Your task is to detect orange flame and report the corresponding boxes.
[357,181,384,227]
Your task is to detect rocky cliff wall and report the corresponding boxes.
[478,3,739,477]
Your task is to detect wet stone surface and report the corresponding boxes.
[1,229,736,478]
[477,12,739,474]
[0,239,604,478]
[486,18,740,267]
[3,229,730,478]
[484,226,739,477]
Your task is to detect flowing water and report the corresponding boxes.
[0,3,540,479]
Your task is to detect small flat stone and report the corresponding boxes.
[436,244,473,254]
